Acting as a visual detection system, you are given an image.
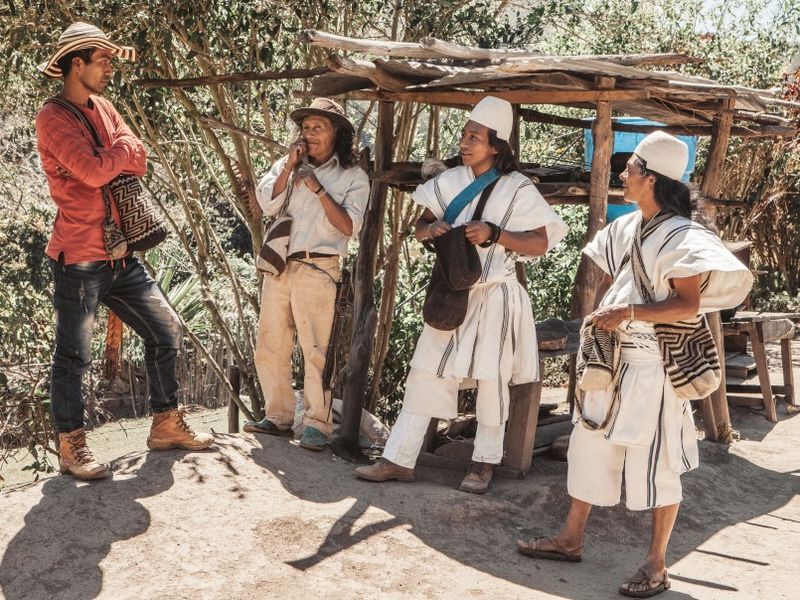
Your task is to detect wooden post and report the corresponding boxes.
[571,77,614,318]
[780,337,795,407]
[510,104,521,157]
[330,101,395,461]
[700,97,734,224]
[750,322,779,423]
[227,365,241,433]
[706,311,732,440]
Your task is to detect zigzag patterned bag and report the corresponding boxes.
[576,321,618,392]
[107,173,167,251]
[627,212,721,401]
[256,169,294,276]
[46,97,167,253]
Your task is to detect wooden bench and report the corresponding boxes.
[723,311,799,422]
[417,322,579,479]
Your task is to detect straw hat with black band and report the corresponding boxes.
[37,22,136,79]
[289,98,355,134]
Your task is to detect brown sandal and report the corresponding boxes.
[516,536,582,562]
[619,568,671,598]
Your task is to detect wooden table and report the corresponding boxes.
[723,311,799,422]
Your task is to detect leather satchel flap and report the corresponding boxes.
[432,225,481,291]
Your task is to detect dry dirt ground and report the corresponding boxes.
[1,347,799,600]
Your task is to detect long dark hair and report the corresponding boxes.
[487,129,520,174]
[454,127,520,174]
[634,155,692,219]
[333,122,358,168]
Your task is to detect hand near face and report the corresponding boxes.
[464,221,492,245]
[286,138,307,170]
[588,304,629,331]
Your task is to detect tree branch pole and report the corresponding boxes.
[133,67,329,88]
[330,101,395,462]
[571,77,615,318]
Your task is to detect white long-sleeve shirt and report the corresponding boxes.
[256,154,370,256]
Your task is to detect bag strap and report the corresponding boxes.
[45,97,105,147]
[472,177,498,222]
[442,166,500,225]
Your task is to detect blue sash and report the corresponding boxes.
[442,167,501,225]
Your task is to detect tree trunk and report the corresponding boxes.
[330,101,395,462]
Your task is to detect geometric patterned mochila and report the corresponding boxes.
[108,174,167,251]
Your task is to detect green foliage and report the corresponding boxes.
[526,206,587,321]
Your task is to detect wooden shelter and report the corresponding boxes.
[138,29,799,468]
[275,30,796,465]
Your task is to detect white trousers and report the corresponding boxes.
[567,420,683,512]
[382,409,505,469]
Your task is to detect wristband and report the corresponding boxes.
[315,187,326,198]
[479,222,501,248]
[629,303,635,321]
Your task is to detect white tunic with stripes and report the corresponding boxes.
[405,166,568,426]
[580,210,753,473]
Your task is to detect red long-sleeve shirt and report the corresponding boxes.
[36,95,147,264]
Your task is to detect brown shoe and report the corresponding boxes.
[459,462,493,494]
[58,428,109,480]
[354,458,414,482]
[147,407,214,451]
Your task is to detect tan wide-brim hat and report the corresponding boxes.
[289,98,355,134]
[37,21,136,78]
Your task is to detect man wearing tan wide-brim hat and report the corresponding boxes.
[36,22,214,482]
[244,98,370,451]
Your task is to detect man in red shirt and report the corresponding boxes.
[36,22,214,480]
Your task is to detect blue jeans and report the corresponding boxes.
[50,256,182,432]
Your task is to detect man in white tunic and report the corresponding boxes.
[244,99,369,451]
[355,97,567,493]
[517,131,752,598]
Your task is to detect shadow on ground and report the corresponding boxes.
[0,409,797,599]
[0,451,183,600]
[242,411,799,600]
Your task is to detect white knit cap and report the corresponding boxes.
[633,131,689,181]
[468,96,513,141]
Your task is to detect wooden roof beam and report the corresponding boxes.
[133,67,329,88]
[419,36,541,60]
[517,107,795,137]
[325,55,410,91]
[348,88,650,105]
[564,52,702,67]
[298,29,438,59]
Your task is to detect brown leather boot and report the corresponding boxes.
[459,462,493,494]
[354,458,414,482]
[147,407,214,451]
[58,428,109,480]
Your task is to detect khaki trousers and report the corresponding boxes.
[254,257,339,435]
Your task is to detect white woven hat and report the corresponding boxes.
[633,131,689,181]
[468,96,513,141]
[37,22,136,78]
